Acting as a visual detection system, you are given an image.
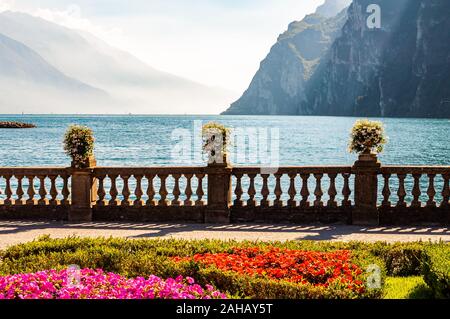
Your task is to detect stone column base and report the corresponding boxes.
[205,209,230,224]
[69,206,92,222]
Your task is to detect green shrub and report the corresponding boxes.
[383,276,433,299]
[369,242,426,276]
[422,244,450,299]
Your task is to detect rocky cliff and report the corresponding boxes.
[223,0,349,115]
[307,0,450,117]
[223,0,450,118]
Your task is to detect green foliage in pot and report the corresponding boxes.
[63,125,95,168]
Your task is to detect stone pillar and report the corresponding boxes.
[205,154,232,224]
[352,153,381,226]
[69,156,97,222]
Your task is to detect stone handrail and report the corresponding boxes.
[93,167,207,208]
[0,160,449,225]
[231,166,353,209]
[379,166,450,209]
[0,167,70,206]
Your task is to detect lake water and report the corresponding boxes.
[1,115,449,167]
[0,115,449,204]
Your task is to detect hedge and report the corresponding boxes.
[422,244,450,299]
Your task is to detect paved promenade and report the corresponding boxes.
[0,220,449,250]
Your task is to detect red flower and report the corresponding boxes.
[173,247,366,293]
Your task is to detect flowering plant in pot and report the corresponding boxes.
[63,125,96,168]
[348,119,387,158]
[202,122,230,165]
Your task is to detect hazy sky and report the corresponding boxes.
[1,0,324,93]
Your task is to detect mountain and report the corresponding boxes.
[0,32,112,113]
[223,0,350,115]
[223,0,450,118]
[306,0,450,117]
[316,0,352,17]
[0,11,235,114]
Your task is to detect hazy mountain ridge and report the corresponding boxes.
[0,31,114,113]
[0,32,104,92]
[0,11,235,114]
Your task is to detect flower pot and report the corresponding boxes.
[71,155,96,169]
[358,150,377,162]
[208,152,229,167]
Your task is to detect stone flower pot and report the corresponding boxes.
[71,155,97,169]
[358,150,378,162]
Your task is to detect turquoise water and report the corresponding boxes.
[0,115,449,205]
[1,115,449,167]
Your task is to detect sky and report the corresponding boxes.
[0,0,324,93]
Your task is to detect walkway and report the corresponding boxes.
[0,220,449,250]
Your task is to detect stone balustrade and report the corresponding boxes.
[0,159,449,225]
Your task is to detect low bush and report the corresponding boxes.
[422,244,450,299]
[383,276,433,299]
[368,242,426,276]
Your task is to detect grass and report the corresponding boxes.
[384,276,434,299]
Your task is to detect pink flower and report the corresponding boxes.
[0,269,226,300]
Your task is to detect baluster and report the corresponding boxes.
[96,175,106,206]
[134,175,144,207]
[121,175,131,206]
[233,173,243,207]
[341,173,351,207]
[260,174,270,207]
[15,175,24,205]
[327,173,337,208]
[26,175,35,205]
[382,173,391,208]
[38,175,47,205]
[146,174,156,206]
[247,174,257,207]
[158,174,168,206]
[300,173,310,208]
[442,174,449,208]
[195,173,205,206]
[426,173,436,208]
[313,173,323,207]
[0,177,3,202]
[172,174,181,206]
[396,174,407,208]
[411,173,421,208]
[4,175,13,205]
[109,174,119,206]
[184,174,194,207]
[49,175,58,205]
[274,173,283,207]
[61,175,70,205]
[288,173,297,207]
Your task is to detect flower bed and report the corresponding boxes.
[173,248,365,294]
[0,269,226,299]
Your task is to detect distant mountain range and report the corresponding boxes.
[0,11,234,114]
[223,0,450,118]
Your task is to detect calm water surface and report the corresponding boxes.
[1,115,449,167]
